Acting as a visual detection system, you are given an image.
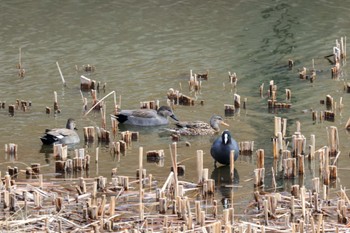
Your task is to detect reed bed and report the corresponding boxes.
[1,144,350,233]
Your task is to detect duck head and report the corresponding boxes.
[210,115,229,131]
[66,118,78,130]
[157,106,178,121]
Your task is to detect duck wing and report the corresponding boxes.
[131,109,157,118]
[41,128,68,145]
[46,128,73,138]
[176,120,210,129]
[43,128,80,145]
[114,109,156,124]
[170,120,215,136]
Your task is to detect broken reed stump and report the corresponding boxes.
[310,69,316,83]
[81,64,96,72]
[269,80,277,99]
[300,58,318,83]
[299,67,307,79]
[317,146,331,185]
[309,134,316,159]
[83,126,96,143]
[298,154,305,175]
[30,163,41,174]
[230,151,235,181]
[266,80,292,109]
[345,117,350,130]
[140,100,159,110]
[324,111,335,122]
[45,106,51,114]
[55,152,88,174]
[312,110,335,122]
[326,94,334,110]
[288,59,294,69]
[285,89,291,101]
[254,149,265,186]
[96,127,110,143]
[224,104,235,116]
[256,149,264,169]
[71,148,91,172]
[170,164,185,176]
[53,91,60,114]
[292,132,306,156]
[8,104,15,116]
[345,82,350,93]
[189,71,201,91]
[5,143,18,158]
[167,88,195,105]
[327,126,339,157]
[268,100,292,109]
[274,116,287,138]
[90,89,103,111]
[7,166,19,179]
[120,131,139,144]
[259,83,264,98]
[53,144,67,160]
[273,117,287,157]
[228,71,238,87]
[80,75,100,91]
[239,141,254,155]
[110,141,122,157]
[320,95,336,122]
[243,97,247,109]
[284,158,296,178]
[194,70,209,80]
[14,99,31,112]
[254,168,265,187]
[111,116,118,138]
[196,150,204,185]
[17,47,25,78]
[331,61,340,79]
[234,94,240,108]
[146,150,165,162]
[329,37,347,79]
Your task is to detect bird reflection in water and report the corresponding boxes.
[211,166,239,209]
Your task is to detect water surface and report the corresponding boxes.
[1,0,350,212]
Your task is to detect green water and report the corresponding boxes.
[0,0,350,212]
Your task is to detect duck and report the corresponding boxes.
[210,130,239,166]
[168,115,229,136]
[113,105,178,126]
[40,118,80,145]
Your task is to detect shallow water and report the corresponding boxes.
[1,0,350,212]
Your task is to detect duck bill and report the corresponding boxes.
[220,121,229,127]
[170,114,179,121]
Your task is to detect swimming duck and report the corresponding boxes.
[113,105,178,126]
[168,115,229,136]
[210,130,239,166]
[40,118,80,145]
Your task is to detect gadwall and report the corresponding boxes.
[168,115,229,136]
[210,130,239,166]
[113,106,178,126]
[40,118,80,145]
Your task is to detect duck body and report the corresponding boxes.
[40,118,80,145]
[210,130,239,165]
[114,106,178,126]
[170,115,229,136]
